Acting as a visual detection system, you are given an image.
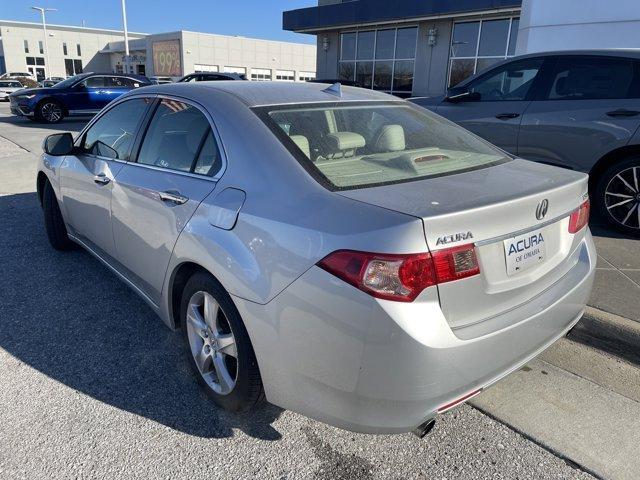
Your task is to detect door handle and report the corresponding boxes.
[606,109,640,117]
[93,173,110,185]
[495,113,520,120]
[159,190,189,205]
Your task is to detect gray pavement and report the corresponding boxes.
[1,101,638,479]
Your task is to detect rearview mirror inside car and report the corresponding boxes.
[43,132,74,156]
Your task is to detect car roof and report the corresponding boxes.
[143,80,395,107]
[509,49,640,60]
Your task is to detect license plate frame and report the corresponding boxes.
[503,229,546,276]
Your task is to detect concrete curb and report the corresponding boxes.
[570,306,640,362]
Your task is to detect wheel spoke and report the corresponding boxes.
[634,167,639,193]
[606,192,633,199]
[621,203,638,225]
[186,304,207,333]
[616,173,637,193]
[212,355,235,393]
[607,198,634,209]
[195,346,212,374]
[203,293,219,331]
[217,333,238,358]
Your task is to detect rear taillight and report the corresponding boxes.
[318,243,480,302]
[568,199,590,233]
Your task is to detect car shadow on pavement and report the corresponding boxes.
[0,192,283,441]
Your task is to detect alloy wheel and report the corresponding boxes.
[185,291,238,395]
[41,102,62,123]
[604,166,640,230]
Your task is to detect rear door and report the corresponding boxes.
[437,57,547,154]
[110,97,224,303]
[518,55,640,171]
[59,97,151,259]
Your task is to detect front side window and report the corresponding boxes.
[81,98,150,160]
[466,58,543,101]
[546,56,637,100]
[137,99,221,176]
[339,26,417,97]
[449,17,520,87]
[258,102,507,189]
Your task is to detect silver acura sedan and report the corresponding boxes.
[37,81,595,436]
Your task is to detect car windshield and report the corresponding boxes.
[257,102,509,190]
[0,81,22,87]
[53,74,89,89]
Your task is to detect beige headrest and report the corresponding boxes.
[374,124,405,152]
[290,135,310,158]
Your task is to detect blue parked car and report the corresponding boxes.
[9,72,150,123]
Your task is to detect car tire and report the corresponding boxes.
[180,271,264,412]
[36,99,64,123]
[595,156,640,236]
[42,180,76,250]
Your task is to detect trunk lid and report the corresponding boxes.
[338,159,589,330]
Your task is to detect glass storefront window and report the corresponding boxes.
[339,26,417,96]
[448,17,520,87]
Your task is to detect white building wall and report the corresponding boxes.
[0,21,146,78]
[181,31,316,81]
[516,0,640,54]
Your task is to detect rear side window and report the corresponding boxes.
[84,76,105,88]
[137,99,221,176]
[82,98,150,160]
[107,76,141,88]
[256,102,508,190]
[546,56,636,100]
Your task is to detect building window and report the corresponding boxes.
[448,17,519,87]
[338,26,417,97]
[299,71,316,81]
[26,57,35,66]
[115,64,124,74]
[276,70,295,81]
[77,44,82,56]
[251,68,272,81]
[194,64,218,73]
[66,58,83,76]
[63,43,68,56]
[38,41,44,55]
[24,40,29,54]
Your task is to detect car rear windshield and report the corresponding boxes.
[255,102,509,190]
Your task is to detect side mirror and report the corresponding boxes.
[444,89,481,103]
[43,132,74,156]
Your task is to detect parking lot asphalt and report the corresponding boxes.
[0,102,638,479]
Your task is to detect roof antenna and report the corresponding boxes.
[323,82,342,98]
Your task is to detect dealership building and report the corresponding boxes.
[0,20,316,82]
[283,0,640,97]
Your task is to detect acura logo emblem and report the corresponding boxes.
[536,199,549,220]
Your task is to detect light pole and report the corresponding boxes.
[31,6,57,79]
[121,0,130,74]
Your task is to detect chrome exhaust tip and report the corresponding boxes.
[412,418,436,439]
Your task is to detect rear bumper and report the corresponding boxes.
[234,231,596,434]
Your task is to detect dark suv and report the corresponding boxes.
[9,72,150,123]
[410,50,640,235]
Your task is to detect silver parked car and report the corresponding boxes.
[411,50,640,236]
[0,80,25,100]
[37,82,595,436]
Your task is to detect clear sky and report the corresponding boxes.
[2,0,317,44]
